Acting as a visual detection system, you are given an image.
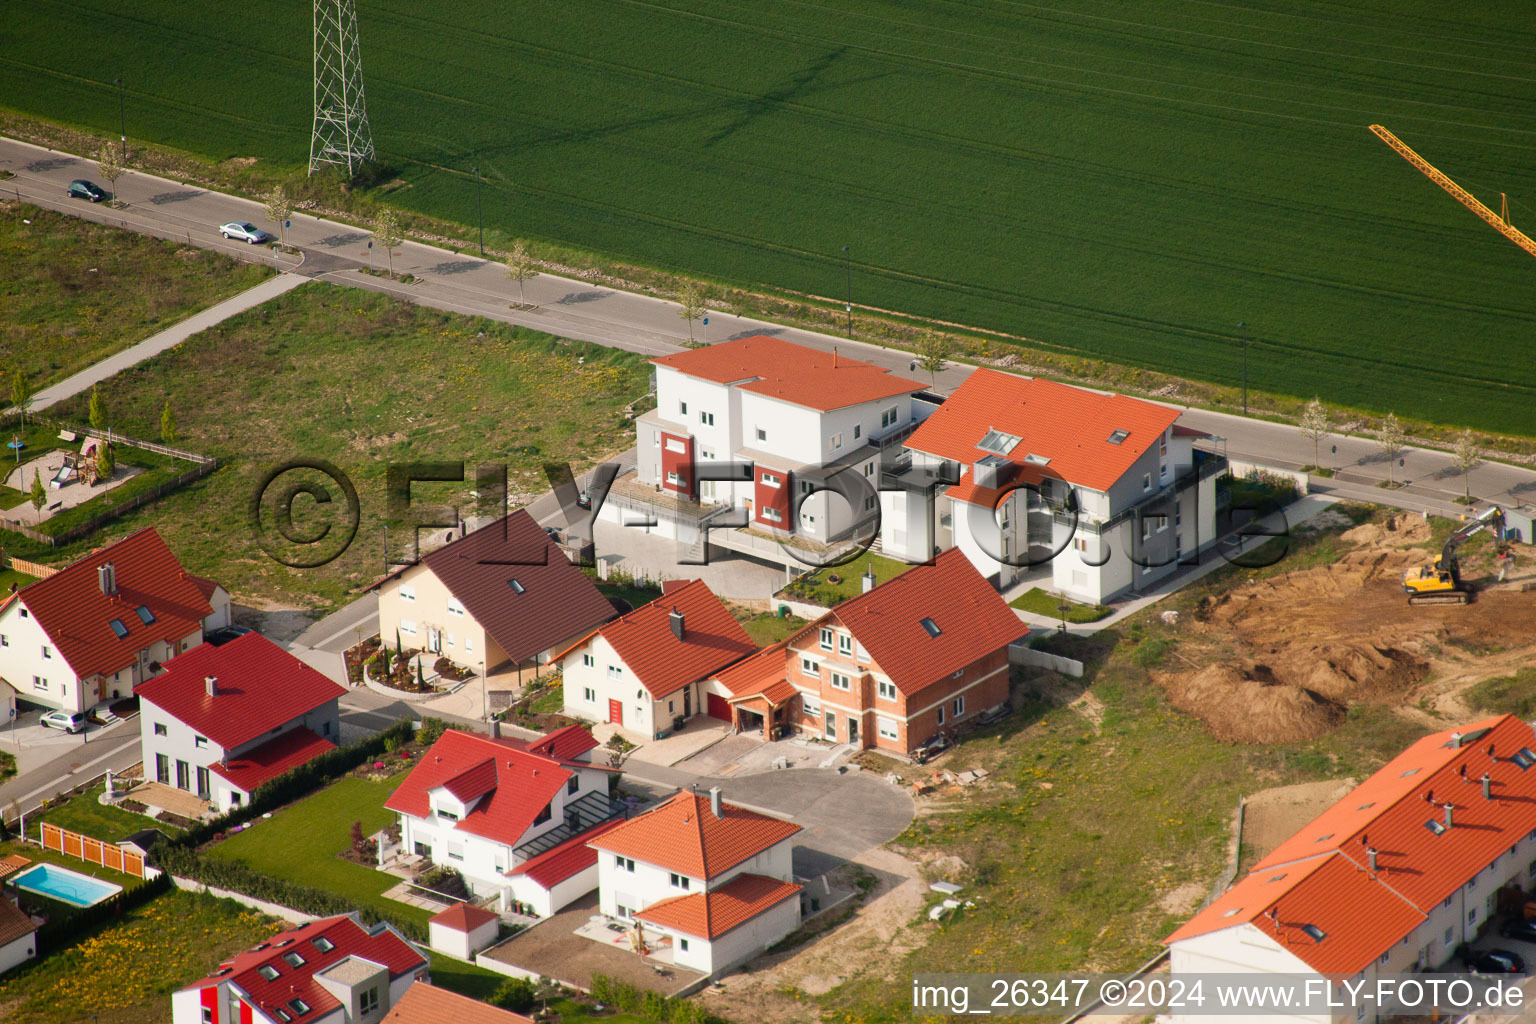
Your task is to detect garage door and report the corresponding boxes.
[706,693,733,722]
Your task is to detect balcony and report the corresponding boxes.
[511,790,626,862]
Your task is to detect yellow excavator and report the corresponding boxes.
[1402,507,1506,605]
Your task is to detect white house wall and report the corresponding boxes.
[0,600,82,712]
[562,634,702,739]
[0,927,35,976]
[694,895,800,975]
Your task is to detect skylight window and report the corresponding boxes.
[508,578,526,595]
[1266,874,1286,884]
[1222,908,1242,918]
[1514,747,1536,770]
[977,428,1021,456]
[1425,819,1447,836]
[109,619,129,638]
[919,617,942,638]
[1023,453,1051,466]
[1106,429,1130,445]
[282,951,306,968]
[312,936,335,953]
[1300,924,1327,943]
[135,605,156,624]
[1400,768,1420,777]
[288,999,311,1015]
[257,965,280,981]
[1314,833,1334,843]
[1357,802,1375,810]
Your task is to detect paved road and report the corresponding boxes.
[6,135,1534,518]
[0,718,141,831]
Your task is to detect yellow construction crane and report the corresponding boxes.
[1369,124,1536,260]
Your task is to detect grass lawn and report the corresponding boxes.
[1,202,271,387]
[1010,587,1112,623]
[427,953,506,1002]
[594,578,662,614]
[736,610,810,647]
[36,283,650,610]
[816,512,1435,1022]
[206,774,430,931]
[528,684,564,715]
[8,5,1536,433]
[0,567,37,591]
[780,552,913,608]
[0,485,27,512]
[1467,667,1536,719]
[0,885,276,1024]
[38,782,183,843]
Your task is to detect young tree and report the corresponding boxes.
[29,470,46,513]
[677,283,707,344]
[96,143,124,207]
[1297,397,1329,471]
[88,383,107,430]
[9,367,31,426]
[160,398,177,449]
[505,241,538,308]
[263,184,295,247]
[490,977,537,1013]
[915,332,952,388]
[95,439,115,482]
[1452,428,1481,501]
[374,209,403,276]
[1378,413,1406,486]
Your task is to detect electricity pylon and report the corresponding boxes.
[308,0,375,176]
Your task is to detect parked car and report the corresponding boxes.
[1468,949,1525,974]
[204,625,254,646]
[1500,920,1536,943]
[913,733,951,764]
[66,179,108,203]
[40,710,85,734]
[219,221,272,244]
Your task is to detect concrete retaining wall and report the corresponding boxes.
[1227,459,1310,495]
[170,875,320,925]
[1009,642,1084,678]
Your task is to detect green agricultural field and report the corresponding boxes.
[7,2,1536,431]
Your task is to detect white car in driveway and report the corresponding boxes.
[40,710,85,734]
[219,221,273,244]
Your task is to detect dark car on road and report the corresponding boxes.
[1500,920,1536,944]
[204,625,254,646]
[1467,949,1525,974]
[67,179,108,203]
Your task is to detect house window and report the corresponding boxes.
[399,619,417,635]
[446,598,465,617]
[757,427,767,442]
[665,439,687,455]
[154,723,167,736]
[567,776,580,795]
[864,462,875,478]
[608,665,623,680]
[41,646,51,659]
[194,736,207,748]
[1074,538,1088,553]
[1176,504,1183,527]
[257,965,280,981]
[937,706,945,726]
[31,676,45,691]
[838,634,853,657]
[881,407,898,429]
[399,584,415,602]
[679,401,688,415]
[763,507,783,522]
[854,424,861,439]
[669,872,691,890]
[700,411,715,427]
[437,808,459,822]
[800,657,818,677]
[864,496,877,511]
[666,471,683,486]
[819,628,834,651]
[878,680,896,701]
[465,635,473,653]
[584,687,596,702]
[282,951,306,968]
[0,635,6,646]
[824,711,836,739]
[288,1000,310,1016]
[828,433,842,452]
[1160,464,1169,482]
[109,619,129,638]
[447,840,465,860]
[802,696,820,717]
[360,987,379,1014]
[508,578,526,595]
[156,753,170,784]
[762,472,780,488]
[616,855,635,872]
[878,719,898,741]
[534,802,552,826]
[830,673,851,691]
[953,696,965,718]
[1142,473,1151,492]
[202,1009,214,1024]
[1141,519,1151,541]
[583,653,595,668]
[680,938,690,952]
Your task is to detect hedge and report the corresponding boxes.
[588,974,724,1024]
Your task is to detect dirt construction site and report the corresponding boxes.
[1155,510,1536,745]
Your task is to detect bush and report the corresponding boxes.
[588,973,728,1024]
[490,976,536,1013]
[418,717,449,746]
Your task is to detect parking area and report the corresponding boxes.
[590,520,787,603]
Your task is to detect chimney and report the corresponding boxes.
[1451,731,1463,748]
[1367,847,1378,872]
[1424,789,1434,804]
[1444,803,1454,829]
[489,719,500,739]
[98,563,116,596]
[1489,743,1497,760]
[669,607,685,642]
[205,676,218,697]
[1482,773,1492,801]
[862,566,877,593]
[708,786,723,819]
[833,347,839,369]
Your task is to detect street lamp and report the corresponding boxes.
[1236,321,1249,415]
[114,77,125,161]
[841,245,851,338]
[472,166,483,256]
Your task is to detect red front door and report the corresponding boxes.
[608,699,623,725]
[706,693,732,722]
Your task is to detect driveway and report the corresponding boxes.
[591,519,787,603]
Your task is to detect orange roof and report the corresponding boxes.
[428,902,499,932]
[729,679,799,708]
[905,369,1181,492]
[384,983,535,1024]
[208,726,337,794]
[651,336,924,412]
[635,872,802,940]
[558,580,757,699]
[8,527,212,681]
[1167,715,1536,973]
[589,792,801,880]
[187,574,223,602]
[821,549,1025,696]
[712,643,790,698]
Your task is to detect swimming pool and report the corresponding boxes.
[10,863,123,908]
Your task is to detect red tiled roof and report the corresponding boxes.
[1166,716,1536,974]
[525,724,599,762]
[443,758,499,803]
[635,872,802,940]
[508,819,627,888]
[428,902,498,932]
[384,983,535,1024]
[651,336,924,413]
[184,914,426,1024]
[712,643,789,698]
[187,574,223,602]
[0,896,38,947]
[905,369,1182,492]
[208,727,336,794]
[559,580,756,699]
[9,527,212,681]
[384,729,573,848]
[416,510,616,665]
[590,792,800,880]
[822,549,1025,696]
[135,633,345,750]
[661,579,692,595]
[729,679,799,708]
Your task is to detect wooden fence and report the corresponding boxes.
[40,822,146,878]
[5,556,56,579]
